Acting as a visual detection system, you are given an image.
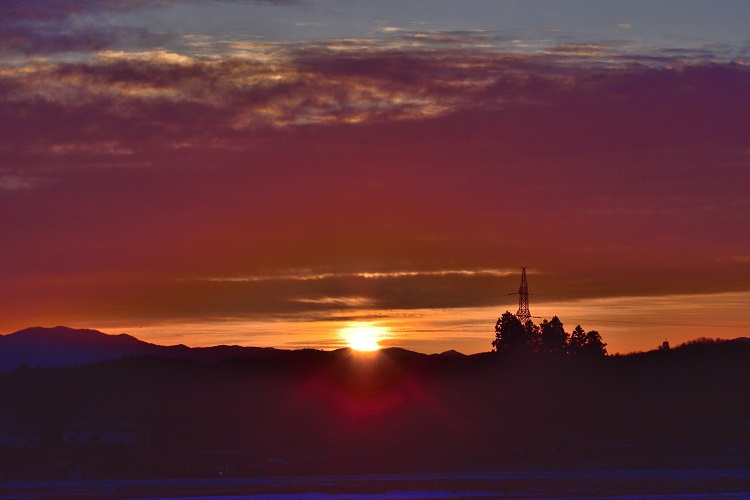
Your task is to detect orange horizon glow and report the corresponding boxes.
[51,290,750,356]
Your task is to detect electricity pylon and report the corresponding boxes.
[516,267,531,324]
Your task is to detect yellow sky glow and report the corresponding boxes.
[75,291,750,355]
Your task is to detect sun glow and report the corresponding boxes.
[340,322,389,351]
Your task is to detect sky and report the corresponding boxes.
[1,0,749,354]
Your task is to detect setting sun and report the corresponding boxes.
[339,323,389,351]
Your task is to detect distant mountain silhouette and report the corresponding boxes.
[3,325,747,373]
[0,326,284,371]
[0,326,469,372]
[435,349,466,358]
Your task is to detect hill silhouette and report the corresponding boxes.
[0,326,477,373]
[0,326,285,371]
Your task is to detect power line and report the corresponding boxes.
[541,316,749,329]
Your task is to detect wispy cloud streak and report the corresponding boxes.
[206,268,517,282]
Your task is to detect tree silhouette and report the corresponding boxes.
[567,324,607,357]
[580,329,607,357]
[657,340,671,351]
[539,316,568,354]
[522,319,541,352]
[492,312,532,353]
[569,325,587,354]
[494,313,607,357]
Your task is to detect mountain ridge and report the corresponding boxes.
[0,326,290,371]
[3,326,747,372]
[0,326,466,372]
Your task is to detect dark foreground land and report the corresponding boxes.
[1,336,750,497]
[3,470,750,498]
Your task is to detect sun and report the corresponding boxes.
[339,322,388,351]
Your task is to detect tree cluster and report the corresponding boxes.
[492,312,607,357]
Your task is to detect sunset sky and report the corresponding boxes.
[1,0,748,354]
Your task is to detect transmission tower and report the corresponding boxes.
[516,267,531,324]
